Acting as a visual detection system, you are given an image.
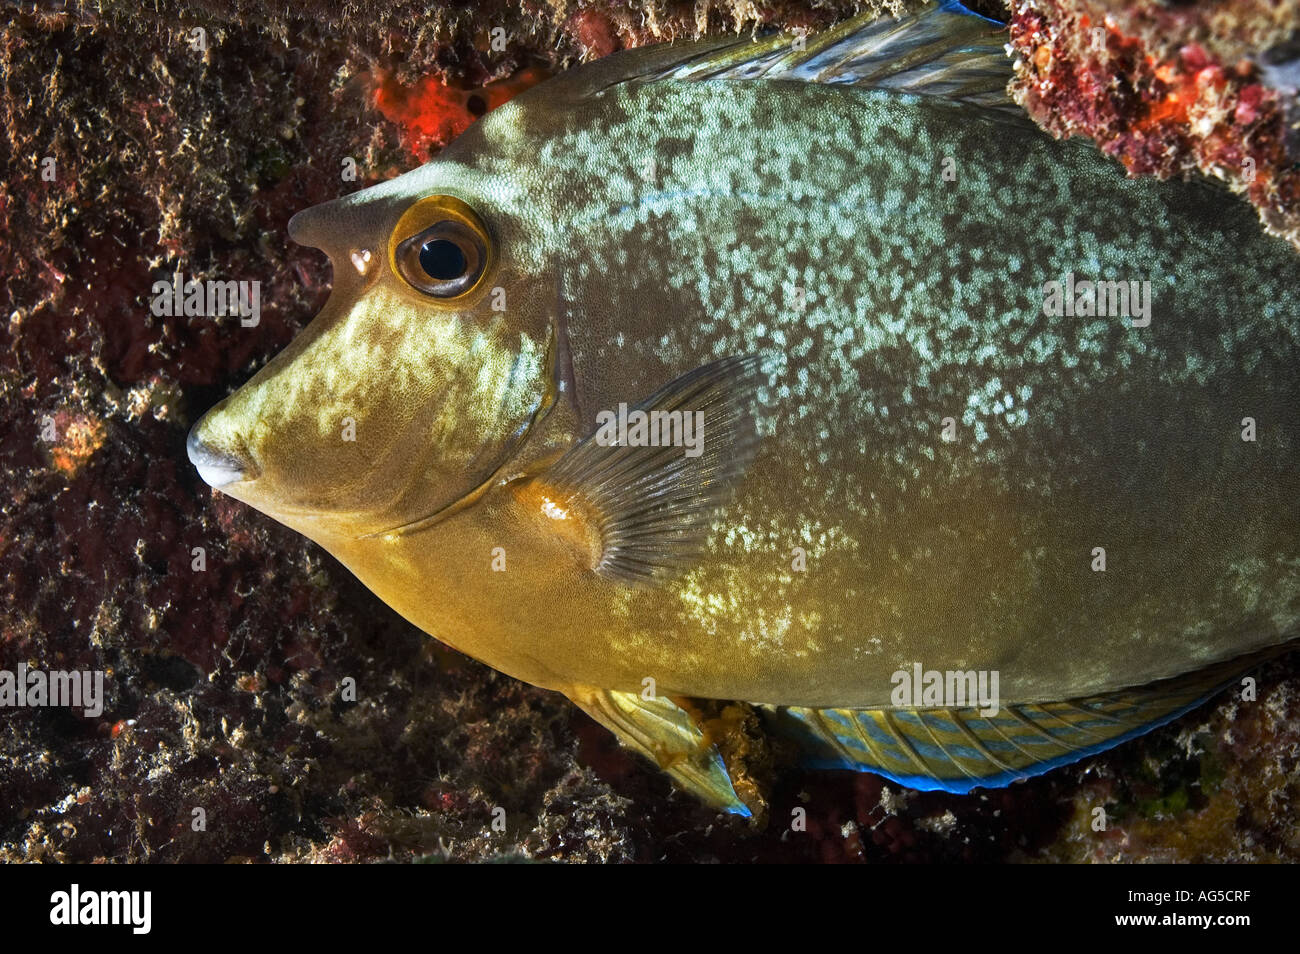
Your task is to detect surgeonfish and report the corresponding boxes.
[188,2,1300,815]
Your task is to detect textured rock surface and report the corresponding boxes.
[1009,0,1300,249]
[1,0,1296,862]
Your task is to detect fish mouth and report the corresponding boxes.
[187,425,260,488]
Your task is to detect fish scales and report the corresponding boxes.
[455,77,1300,704]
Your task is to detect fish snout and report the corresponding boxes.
[288,201,351,259]
[287,206,322,249]
[187,423,259,488]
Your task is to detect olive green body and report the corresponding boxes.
[197,50,1300,711]
[314,72,1300,708]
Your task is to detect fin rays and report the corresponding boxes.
[763,656,1268,794]
[539,354,767,583]
[567,686,752,815]
[624,1,1016,114]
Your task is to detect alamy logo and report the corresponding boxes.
[50,884,151,934]
[0,664,104,717]
[594,405,705,458]
[150,271,261,327]
[891,664,1000,716]
[1042,271,1152,327]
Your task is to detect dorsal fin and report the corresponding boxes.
[569,1,1015,113]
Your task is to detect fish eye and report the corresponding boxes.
[390,195,493,299]
[396,220,485,296]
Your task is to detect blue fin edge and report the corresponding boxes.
[939,0,1004,27]
[797,689,1221,794]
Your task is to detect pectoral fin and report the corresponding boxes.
[764,656,1267,794]
[518,354,767,583]
[568,685,756,817]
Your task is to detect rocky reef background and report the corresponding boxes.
[1,0,1297,863]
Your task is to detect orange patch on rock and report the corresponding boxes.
[49,412,106,478]
[372,66,549,159]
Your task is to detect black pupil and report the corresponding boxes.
[419,239,467,280]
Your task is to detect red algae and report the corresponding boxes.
[372,66,550,159]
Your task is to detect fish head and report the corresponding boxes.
[187,148,557,544]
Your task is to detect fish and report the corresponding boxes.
[187,1,1300,816]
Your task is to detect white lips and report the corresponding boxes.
[192,457,246,488]
[187,427,251,488]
